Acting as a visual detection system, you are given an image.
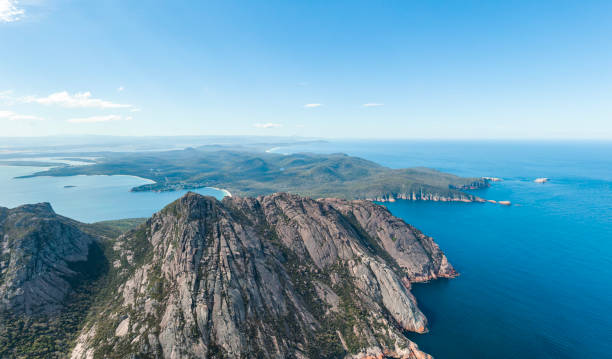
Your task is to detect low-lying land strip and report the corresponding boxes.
[18,148,488,201]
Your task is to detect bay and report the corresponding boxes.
[0,165,226,223]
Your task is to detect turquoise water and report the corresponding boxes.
[0,165,226,223]
[274,141,612,359]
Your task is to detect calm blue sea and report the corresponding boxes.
[0,165,226,223]
[1,141,611,358]
[274,140,612,359]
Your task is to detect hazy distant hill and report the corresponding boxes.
[21,149,487,202]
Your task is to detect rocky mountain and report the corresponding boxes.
[68,192,456,359]
[0,203,110,357]
[0,193,456,358]
[0,203,105,315]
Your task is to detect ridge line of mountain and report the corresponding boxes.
[17,149,488,202]
[1,192,458,358]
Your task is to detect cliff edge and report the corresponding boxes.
[70,192,455,359]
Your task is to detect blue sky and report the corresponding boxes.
[1,0,611,139]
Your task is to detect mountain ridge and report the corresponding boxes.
[0,193,457,358]
[71,192,454,358]
[18,149,488,202]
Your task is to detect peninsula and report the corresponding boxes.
[19,148,488,202]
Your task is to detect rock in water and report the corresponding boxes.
[71,192,456,359]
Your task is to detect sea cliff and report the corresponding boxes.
[0,192,458,358]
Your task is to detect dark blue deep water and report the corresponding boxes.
[275,141,612,359]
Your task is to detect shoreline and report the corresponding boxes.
[206,187,232,197]
[265,147,282,153]
[10,166,234,199]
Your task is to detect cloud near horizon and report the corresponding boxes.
[67,115,132,123]
[304,103,322,108]
[0,110,43,121]
[22,91,132,109]
[362,103,384,107]
[254,123,282,129]
[0,0,24,22]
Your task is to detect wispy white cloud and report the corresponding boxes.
[254,123,282,129]
[0,110,43,121]
[0,0,24,22]
[0,90,13,98]
[117,86,124,92]
[0,90,16,105]
[304,103,322,108]
[362,103,384,107]
[23,91,132,109]
[67,115,132,124]
[130,108,141,112]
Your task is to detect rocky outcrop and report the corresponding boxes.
[368,191,484,203]
[324,198,457,282]
[0,203,103,315]
[71,192,455,359]
[361,179,488,203]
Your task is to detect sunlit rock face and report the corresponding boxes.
[70,192,454,359]
[0,203,102,315]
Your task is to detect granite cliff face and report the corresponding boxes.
[0,203,103,315]
[70,192,456,359]
[0,203,112,357]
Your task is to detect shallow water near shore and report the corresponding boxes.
[0,165,226,223]
[277,140,612,358]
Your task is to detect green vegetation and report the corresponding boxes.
[20,148,486,200]
[87,218,147,237]
[0,212,146,359]
[0,242,109,358]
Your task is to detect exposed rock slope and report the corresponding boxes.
[0,203,111,358]
[0,203,103,315]
[72,192,456,359]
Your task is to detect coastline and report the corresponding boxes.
[265,146,281,153]
[96,174,233,197]
[207,187,232,197]
[11,165,234,199]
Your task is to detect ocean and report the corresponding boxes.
[1,140,611,358]
[272,140,612,359]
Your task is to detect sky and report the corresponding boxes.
[1,0,611,139]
